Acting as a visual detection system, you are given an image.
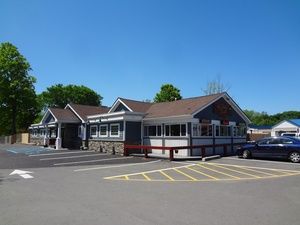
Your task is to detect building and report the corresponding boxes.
[87,92,250,156]
[29,92,250,156]
[29,104,109,149]
[271,119,300,137]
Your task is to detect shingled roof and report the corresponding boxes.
[144,93,224,118]
[118,98,153,113]
[49,108,81,122]
[67,103,110,121]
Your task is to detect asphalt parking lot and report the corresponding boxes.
[1,144,300,225]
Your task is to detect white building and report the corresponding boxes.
[271,119,300,137]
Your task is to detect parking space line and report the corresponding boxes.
[160,171,174,181]
[104,162,300,182]
[29,150,95,157]
[196,164,240,179]
[54,156,133,166]
[207,162,300,173]
[74,160,161,172]
[187,166,219,180]
[223,157,300,166]
[233,166,275,176]
[173,168,198,181]
[40,153,107,161]
[210,164,262,178]
[142,173,151,181]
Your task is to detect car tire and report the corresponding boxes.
[242,150,251,159]
[289,152,300,163]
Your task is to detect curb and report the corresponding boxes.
[202,155,221,162]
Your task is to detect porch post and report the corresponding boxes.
[56,123,62,149]
[43,125,49,146]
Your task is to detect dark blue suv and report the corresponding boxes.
[236,137,300,163]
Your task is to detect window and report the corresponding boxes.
[50,129,56,138]
[100,125,108,137]
[279,138,294,144]
[257,139,269,145]
[40,129,45,137]
[165,124,187,137]
[192,124,213,137]
[110,124,120,137]
[143,125,162,137]
[90,125,98,138]
[220,125,231,136]
[235,125,246,137]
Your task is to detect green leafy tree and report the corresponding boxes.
[38,84,103,109]
[244,110,300,126]
[0,42,38,135]
[154,84,182,103]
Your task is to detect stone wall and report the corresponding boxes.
[88,140,124,155]
[30,136,44,146]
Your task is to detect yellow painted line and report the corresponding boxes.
[142,173,151,181]
[160,171,175,181]
[124,176,129,180]
[233,166,275,176]
[210,164,262,178]
[173,168,198,181]
[104,164,197,180]
[187,166,219,180]
[197,164,240,179]
[207,162,300,173]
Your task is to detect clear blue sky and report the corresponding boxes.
[1,0,299,114]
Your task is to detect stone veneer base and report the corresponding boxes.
[88,140,124,155]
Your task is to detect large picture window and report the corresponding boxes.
[90,125,98,138]
[110,124,120,137]
[144,125,162,137]
[100,125,108,137]
[165,124,186,137]
[215,125,232,137]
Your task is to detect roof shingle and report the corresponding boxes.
[68,104,110,121]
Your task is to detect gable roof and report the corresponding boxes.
[272,119,300,129]
[118,98,153,113]
[67,103,110,121]
[289,119,300,127]
[49,108,81,123]
[144,93,224,119]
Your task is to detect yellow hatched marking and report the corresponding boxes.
[173,168,198,181]
[232,166,276,176]
[160,171,175,181]
[197,164,240,179]
[124,176,129,180]
[142,173,151,181]
[211,164,262,178]
[187,166,219,180]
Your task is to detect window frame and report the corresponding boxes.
[110,123,120,137]
[99,124,108,137]
[90,125,98,138]
[164,123,187,137]
[143,125,162,137]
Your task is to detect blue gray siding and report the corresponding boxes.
[114,104,130,112]
[194,98,246,123]
[125,122,141,144]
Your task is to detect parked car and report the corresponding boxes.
[236,136,300,163]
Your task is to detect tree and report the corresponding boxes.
[38,84,103,109]
[0,42,38,135]
[202,75,229,95]
[154,84,182,103]
[243,109,300,126]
